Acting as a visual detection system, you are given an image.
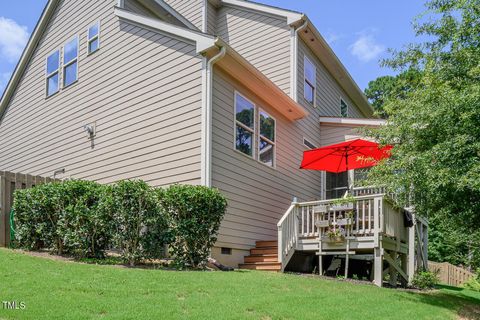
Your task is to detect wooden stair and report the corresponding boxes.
[238,240,281,271]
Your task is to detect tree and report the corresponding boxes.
[366,0,480,269]
[365,69,422,118]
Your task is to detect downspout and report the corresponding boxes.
[201,46,226,187]
[201,0,208,33]
[290,18,308,102]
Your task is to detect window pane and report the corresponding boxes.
[341,100,348,117]
[47,73,59,96]
[304,82,314,104]
[235,94,254,129]
[64,61,77,87]
[89,38,99,53]
[260,111,275,142]
[235,125,252,156]
[304,57,315,84]
[64,38,78,63]
[88,23,99,39]
[259,138,274,166]
[326,171,349,199]
[47,51,59,74]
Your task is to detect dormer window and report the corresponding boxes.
[88,22,100,54]
[304,56,316,105]
[46,50,60,97]
[63,36,78,87]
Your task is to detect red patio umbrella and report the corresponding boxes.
[300,139,392,173]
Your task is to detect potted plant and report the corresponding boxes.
[324,227,345,243]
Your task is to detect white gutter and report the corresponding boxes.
[201,0,208,33]
[201,46,226,187]
[290,18,307,102]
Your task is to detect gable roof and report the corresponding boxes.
[115,8,308,120]
[0,0,60,122]
[0,2,307,123]
[213,0,374,117]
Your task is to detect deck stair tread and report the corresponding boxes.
[239,240,280,271]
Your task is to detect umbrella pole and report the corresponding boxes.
[345,149,352,197]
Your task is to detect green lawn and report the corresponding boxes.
[0,249,478,320]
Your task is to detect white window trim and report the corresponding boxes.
[304,55,316,106]
[340,97,349,117]
[258,108,276,168]
[45,49,60,98]
[62,35,79,89]
[87,21,101,55]
[234,91,256,159]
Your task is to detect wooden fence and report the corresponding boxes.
[428,261,475,287]
[0,171,58,247]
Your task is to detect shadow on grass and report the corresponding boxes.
[401,285,480,319]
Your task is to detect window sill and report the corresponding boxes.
[62,79,79,91]
[45,90,60,100]
[233,149,277,171]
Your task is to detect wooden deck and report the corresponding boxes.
[277,188,428,287]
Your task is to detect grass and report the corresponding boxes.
[0,249,479,320]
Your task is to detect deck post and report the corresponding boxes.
[374,246,383,287]
[400,252,408,286]
[407,214,415,284]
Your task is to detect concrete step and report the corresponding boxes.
[244,254,278,263]
[238,262,281,271]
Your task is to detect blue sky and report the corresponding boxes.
[0,0,426,96]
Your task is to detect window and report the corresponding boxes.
[46,50,60,97]
[341,99,348,117]
[259,110,275,167]
[326,171,349,199]
[304,56,316,104]
[235,93,255,157]
[303,138,317,150]
[221,247,232,255]
[63,36,78,87]
[88,22,100,54]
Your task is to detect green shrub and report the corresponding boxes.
[56,180,112,258]
[158,185,227,269]
[103,180,168,266]
[13,183,60,250]
[412,270,439,290]
[13,180,112,257]
[463,269,480,292]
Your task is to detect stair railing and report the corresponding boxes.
[277,202,298,271]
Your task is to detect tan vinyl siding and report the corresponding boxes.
[163,0,203,31]
[320,125,362,146]
[211,68,322,250]
[216,6,291,95]
[124,0,158,18]
[0,0,203,187]
[298,39,365,118]
[206,2,217,34]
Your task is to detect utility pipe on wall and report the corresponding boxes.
[290,18,308,102]
[201,46,226,187]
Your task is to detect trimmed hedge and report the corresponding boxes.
[13,180,111,258]
[158,185,227,269]
[12,180,227,268]
[102,180,170,266]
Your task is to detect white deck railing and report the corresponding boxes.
[277,193,407,269]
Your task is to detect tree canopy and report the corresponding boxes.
[366,0,480,269]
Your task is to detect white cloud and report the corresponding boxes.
[0,17,29,63]
[349,31,385,63]
[0,72,11,95]
[324,30,343,45]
